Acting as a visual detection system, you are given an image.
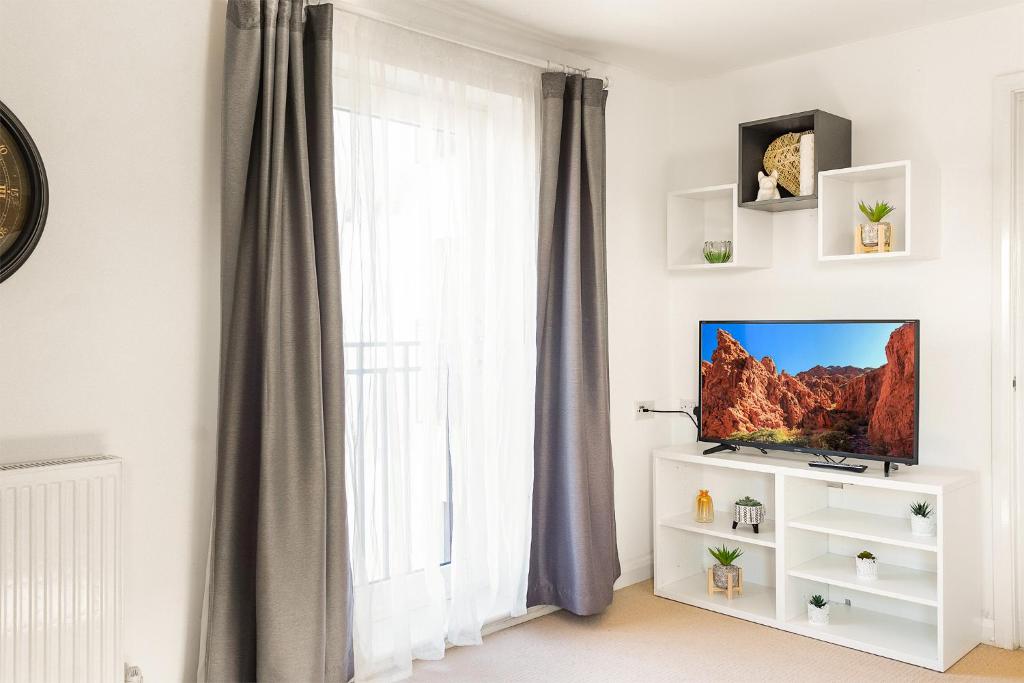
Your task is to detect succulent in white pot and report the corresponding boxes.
[733,496,765,533]
[855,550,878,580]
[708,544,743,589]
[807,594,830,626]
[910,501,936,537]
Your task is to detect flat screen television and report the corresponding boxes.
[699,320,919,465]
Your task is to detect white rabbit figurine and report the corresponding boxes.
[757,169,781,201]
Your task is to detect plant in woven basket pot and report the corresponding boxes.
[855,550,878,580]
[910,501,936,537]
[855,200,895,254]
[708,544,743,589]
[807,594,830,626]
[733,495,765,534]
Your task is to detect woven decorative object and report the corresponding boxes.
[763,131,811,195]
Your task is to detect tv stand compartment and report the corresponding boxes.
[652,445,979,671]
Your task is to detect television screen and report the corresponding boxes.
[699,320,919,463]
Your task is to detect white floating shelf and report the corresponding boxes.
[788,553,937,607]
[817,160,939,262]
[667,184,772,271]
[788,508,937,552]
[660,511,777,548]
[657,572,776,624]
[787,602,938,669]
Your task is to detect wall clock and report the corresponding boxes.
[0,99,48,283]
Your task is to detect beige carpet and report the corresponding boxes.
[413,581,1024,682]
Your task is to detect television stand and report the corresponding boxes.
[807,454,867,473]
[702,443,738,455]
[653,444,980,672]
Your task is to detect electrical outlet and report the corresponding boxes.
[125,664,143,683]
[678,398,698,416]
[635,400,655,419]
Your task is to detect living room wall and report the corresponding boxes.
[0,2,671,678]
[665,4,1024,637]
[0,2,224,678]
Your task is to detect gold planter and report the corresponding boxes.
[855,221,893,254]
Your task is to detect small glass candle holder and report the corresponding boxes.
[703,240,733,264]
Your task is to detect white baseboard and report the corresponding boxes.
[481,604,560,638]
[614,553,653,590]
[982,617,995,644]
[482,553,654,639]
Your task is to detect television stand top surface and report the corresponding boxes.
[652,443,975,494]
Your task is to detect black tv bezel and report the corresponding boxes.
[698,319,920,466]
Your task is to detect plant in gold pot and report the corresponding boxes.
[855,200,895,254]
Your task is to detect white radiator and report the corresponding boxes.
[0,455,122,683]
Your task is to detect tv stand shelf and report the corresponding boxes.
[653,444,978,672]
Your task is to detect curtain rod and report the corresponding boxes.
[327,3,610,87]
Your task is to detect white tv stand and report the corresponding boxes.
[653,444,979,671]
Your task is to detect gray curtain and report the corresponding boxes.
[204,2,353,681]
[527,72,620,616]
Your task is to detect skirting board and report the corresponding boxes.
[614,553,655,590]
[481,553,654,640]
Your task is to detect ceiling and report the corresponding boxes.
[443,0,1022,81]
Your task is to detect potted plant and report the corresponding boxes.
[910,501,936,537]
[708,544,743,589]
[807,594,830,625]
[855,550,878,580]
[855,200,895,254]
[733,495,765,534]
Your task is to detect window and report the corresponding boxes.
[333,14,540,679]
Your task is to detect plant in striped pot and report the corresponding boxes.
[732,495,765,534]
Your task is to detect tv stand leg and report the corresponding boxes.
[884,461,891,478]
[703,444,739,456]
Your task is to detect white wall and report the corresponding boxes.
[605,67,673,587]
[666,5,1024,633]
[0,2,223,679]
[0,1,671,678]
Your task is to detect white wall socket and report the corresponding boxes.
[679,398,698,416]
[635,400,655,419]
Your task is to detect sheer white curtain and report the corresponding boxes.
[332,12,539,681]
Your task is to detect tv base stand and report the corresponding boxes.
[702,443,738,456]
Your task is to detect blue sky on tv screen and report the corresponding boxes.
[700,322,907,375]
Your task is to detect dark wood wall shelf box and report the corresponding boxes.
[738,110,852,212]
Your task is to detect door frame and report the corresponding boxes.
[991,71,1024,650]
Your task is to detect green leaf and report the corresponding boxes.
[707,543,744,565]
[858,200,895,222]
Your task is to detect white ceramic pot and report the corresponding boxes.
[807,602,830,626]
[733,503,765,526]
[911,514,936,537]
[855,557,878,580]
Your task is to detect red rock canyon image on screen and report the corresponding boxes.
[699,321,917,459]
